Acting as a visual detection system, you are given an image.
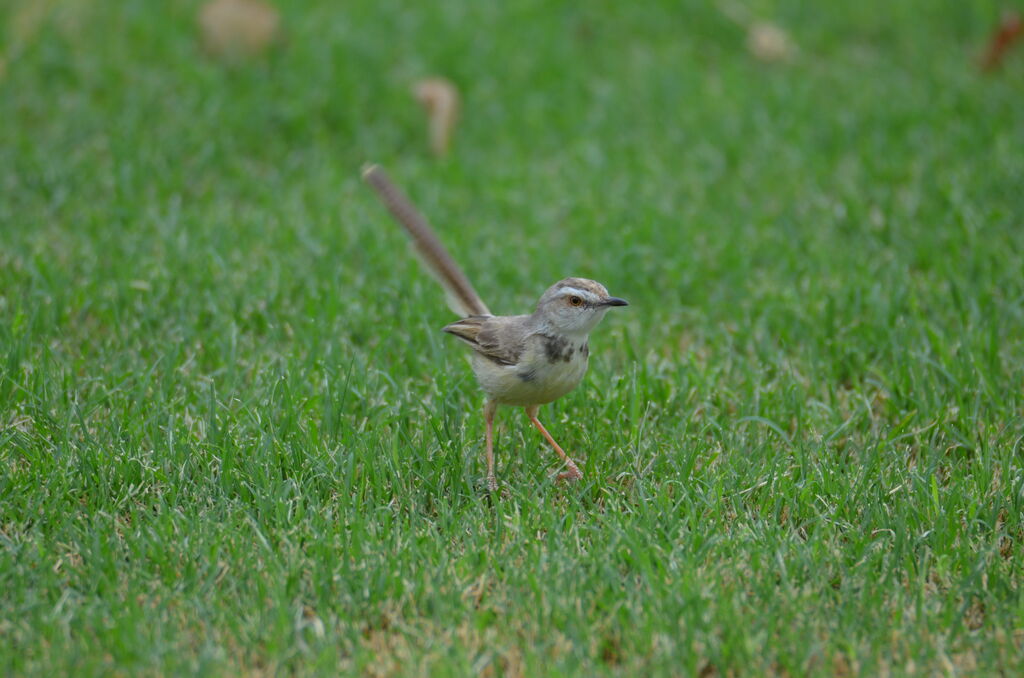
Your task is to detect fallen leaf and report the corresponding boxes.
[413,77,460,157]
[979,11,1023,71]
[198,0,280,59]
[747,21,795,63]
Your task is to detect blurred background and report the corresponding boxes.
[3,0,1022,412]
[3,1,1021,333]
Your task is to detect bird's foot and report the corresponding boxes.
[478,475,509,499]
[555,465,583,483]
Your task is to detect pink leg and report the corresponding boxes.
[525,405,583,482]
[484,400,498,491]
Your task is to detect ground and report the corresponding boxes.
[1,1,1023,675]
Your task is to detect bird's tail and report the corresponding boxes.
[362,164,491,317]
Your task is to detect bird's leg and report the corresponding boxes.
[525,405,583,482]
[484,399,498,492]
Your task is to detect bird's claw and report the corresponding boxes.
[556,466,583,483]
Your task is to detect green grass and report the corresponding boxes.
[2,0,1023,675]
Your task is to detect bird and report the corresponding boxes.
[362,165,628,491]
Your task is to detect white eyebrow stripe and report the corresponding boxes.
[558,287,594,299]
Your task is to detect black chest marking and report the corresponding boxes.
[542,334,573,363]
[579,342,589,358]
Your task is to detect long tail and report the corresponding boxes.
[362,164,491,317]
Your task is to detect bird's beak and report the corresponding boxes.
[601,297,629,307]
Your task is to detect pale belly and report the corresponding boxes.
[470,339,589,406]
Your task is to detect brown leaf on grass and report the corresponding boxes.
[198,0,280,59]
[979,11,1023,71]
[3,0,54,79]
[9,0,52,45]
[718,2,796,63]
[747,21,795,63]
[413,77,460,157]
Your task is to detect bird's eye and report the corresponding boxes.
[569,296,584,307]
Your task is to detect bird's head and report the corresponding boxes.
[535,277,628,335]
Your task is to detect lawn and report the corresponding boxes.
[2,0,1023,675]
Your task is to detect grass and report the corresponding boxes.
[2,0,1023,675]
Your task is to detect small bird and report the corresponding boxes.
[362,165,628,491]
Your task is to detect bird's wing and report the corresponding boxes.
[443,315,529,366]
